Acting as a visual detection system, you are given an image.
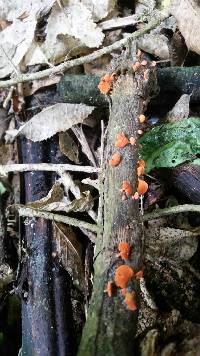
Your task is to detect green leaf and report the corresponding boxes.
[139,117,200,172]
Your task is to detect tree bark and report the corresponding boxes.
[78,64,158,355]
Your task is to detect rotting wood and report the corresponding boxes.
[58,67,200,107]
[78,59,158,355]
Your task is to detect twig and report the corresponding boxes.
[19,207,100,233]
[142,204,200,221]
[0,163,99,176]
[99,14,141,31]
[0,13,168,89]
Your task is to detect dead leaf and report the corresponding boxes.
[145,227,198,262]
[27,183,64,209]
[171,0,200,55]
[5,103,95,142]
[37,191,94,213]
[166,94,190,123]
[53,222,84,291]
[25,0,105,65]
[59,132,80,164]
[138,16,177,59]
[0,0,56,78]
[26,181,94,214]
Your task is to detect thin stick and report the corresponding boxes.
[19,207,100,233]
[142,204,200,221]
[0,163,99,176]
[0,13,168,89]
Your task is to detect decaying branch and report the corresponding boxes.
[78,59,158,355]
[0,163,99,176]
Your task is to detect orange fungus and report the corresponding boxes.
[124,291,137,311]
[132,191,139,200]
[98,74,114,94]
[121,181,133,196]
[135,268,144,279]
[130,137,136,145]
[115,132,129,148]
[139,114,146,123]
[104,281,113,297]
[132,61,141,72]
[137,179,148,195]
[109,152,121,167]
[114,265,134,289]
[137,160,145,176]
[118,242,131,260]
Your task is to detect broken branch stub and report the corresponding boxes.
[78,62,158,355]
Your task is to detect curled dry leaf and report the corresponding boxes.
[59,131,80,164]
[27,183,64,209]
[171,0,200,55]
[5,103,95,142]
[53,222,84,291]
[27,181,94,214]
[40,191,94,213]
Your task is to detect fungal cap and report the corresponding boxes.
[118,242,131,260]
[121,181,133,196]
[139,114,146,123]
[135,269,144,279]
[132,191,139,200]
[98,74,114,94]
[115,132,129,148]
[137,129,143,135]
[130,137,136,145]
[137,179,148,195]
[124,292,137,311]
[109,152,121,167]
[132,61,141,72]
[114,265,134,289]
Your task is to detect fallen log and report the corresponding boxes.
[58,67,200,107]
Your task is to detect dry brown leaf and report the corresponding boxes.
[53,222,84,291]
[38,191,94,213]
[27,183,64,209]
[27,181,94,214]
[145,227,198,262]
[5,103,95,142]
[59,132,80,164]
[171,0,200,54]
